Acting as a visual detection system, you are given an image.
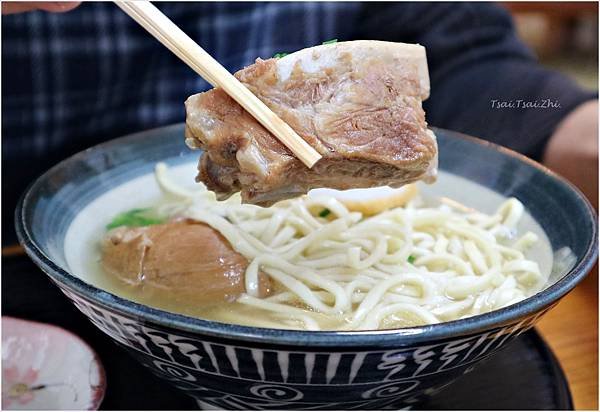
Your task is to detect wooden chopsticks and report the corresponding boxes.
[115,1,322,168]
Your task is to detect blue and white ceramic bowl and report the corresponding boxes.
[16,124,598,409]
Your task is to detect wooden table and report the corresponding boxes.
[537,264,598,410]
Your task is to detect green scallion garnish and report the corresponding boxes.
[106,208,166,230]
[319,208,331,218]
[274,40,336,59]
[407,255,416,264]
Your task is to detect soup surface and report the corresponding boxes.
[65,163,555,330]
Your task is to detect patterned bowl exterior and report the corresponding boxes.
[17,125,598,409]
[56,284,552,410]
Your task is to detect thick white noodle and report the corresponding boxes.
[154,164,547,331]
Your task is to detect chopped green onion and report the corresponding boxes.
[106,208,166,230]
[407,255,416,264]
[274,40,336,59]
[319,208,331,218]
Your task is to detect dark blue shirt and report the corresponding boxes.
[1,2,595,244]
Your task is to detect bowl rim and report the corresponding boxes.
[15,124,599,347]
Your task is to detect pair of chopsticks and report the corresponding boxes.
[115,1,321,168]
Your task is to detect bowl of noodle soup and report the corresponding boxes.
[16,124,597,409]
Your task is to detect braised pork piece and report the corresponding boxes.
[101,221,271,304]
[185,41,437,205]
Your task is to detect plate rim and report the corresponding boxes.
[2,316,106,410]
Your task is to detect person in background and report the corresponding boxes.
[2,2,597,247]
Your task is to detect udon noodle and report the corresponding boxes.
[149,163,546,331]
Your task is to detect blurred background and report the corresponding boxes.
[504,2,598,89]
[501,3,598,410]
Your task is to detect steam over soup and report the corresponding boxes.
[64,163,553,331]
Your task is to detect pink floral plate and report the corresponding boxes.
[2,317,105,410]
